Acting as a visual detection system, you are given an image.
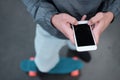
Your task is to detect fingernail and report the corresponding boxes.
[88,21,91,25]
[84,15,87,18]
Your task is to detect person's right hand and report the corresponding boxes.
[51,13,86,44]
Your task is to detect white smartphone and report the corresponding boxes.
[72,20,97,52]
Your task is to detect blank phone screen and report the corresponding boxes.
[74,24,95,46]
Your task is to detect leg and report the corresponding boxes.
[67,41,76,50]
[67,41,91,62]
[20,24,83,75]
[34,24,66,72]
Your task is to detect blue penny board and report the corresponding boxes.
[20,57,83,74]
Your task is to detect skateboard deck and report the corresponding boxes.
[20,57,83,76]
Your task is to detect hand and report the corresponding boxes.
[51,13,86,44]
[88,12,114,44]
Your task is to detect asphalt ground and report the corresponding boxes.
[0,0,120,80]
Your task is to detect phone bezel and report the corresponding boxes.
[72,21,97,52]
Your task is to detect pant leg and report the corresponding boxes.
[34,24,66,72]
[67,41,76,50]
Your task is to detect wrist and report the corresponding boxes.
[51,14,59,26]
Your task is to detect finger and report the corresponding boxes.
[92,21,103,44]
[91,24,95,30]
[88,12,104,25]
[93,30,99,45]
[63,23,75,44]
[69,30,75,44]
[81,15,87,21]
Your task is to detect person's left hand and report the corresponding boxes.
[88,12,114,44]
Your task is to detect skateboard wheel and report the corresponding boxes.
[29,57,37,77]
[71,70,79,77]
[71,57,79,77]
[28,71,37,77]
[72,56,78,60]
[30,57,35,61]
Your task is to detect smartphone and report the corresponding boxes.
[72,21,97,52]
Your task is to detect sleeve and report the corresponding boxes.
[102,0,120,17]
[22,0,62,37]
